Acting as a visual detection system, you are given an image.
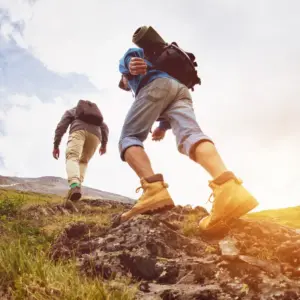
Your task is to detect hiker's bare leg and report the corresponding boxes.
[118,79,177,223]
[121,145,174,223]
[161,85,227,180]
[124,146,155,179]
[193,141,228,179]
[163,84,258,232]
[119,78,176,176]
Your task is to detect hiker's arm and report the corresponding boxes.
[53,110,74,149]
[119,48,146,75]
[152,120,171,141]
[100,121,109,149]
[158,120,171,131]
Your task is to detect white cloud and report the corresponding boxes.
[0,0,32,22]
[0,22,13,38]
[1,0,300,212]
[0,21,27,48]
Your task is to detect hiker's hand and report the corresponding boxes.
[152,127,166,141]
[99,146,107,156]
[53,148,60,159]
[129,57,147,76]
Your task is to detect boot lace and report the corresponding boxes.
[206,192,214,204]
[206,178,243,215]
[135,186,143,193]
[135,182,169,193]
[206,192,216,215]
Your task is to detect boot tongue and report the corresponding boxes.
[144,173,164,183]
[211,171,236,185]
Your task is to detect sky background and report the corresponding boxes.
[0,0,299,212]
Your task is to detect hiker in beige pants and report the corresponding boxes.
[66,130,100,185]
[53,104,109,201]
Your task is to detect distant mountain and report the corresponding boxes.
[0,175,134,204]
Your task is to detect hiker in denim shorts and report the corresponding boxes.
[117,31,258,233]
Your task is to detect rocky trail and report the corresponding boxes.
[26,200,300,300]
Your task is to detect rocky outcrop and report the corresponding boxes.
[50,201,300,300]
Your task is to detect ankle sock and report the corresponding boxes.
[70,183,80,189]
[145,174,164,183]
[212,171,236,185]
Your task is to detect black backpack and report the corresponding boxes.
[147,42,201,91]
[75,100,103,126]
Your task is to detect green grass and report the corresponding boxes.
[0,189,63,212]
[181,212,202,237]
[0,240,136,300]
[247,206,300,228]
[179,204,300,238]
[1,187,300,299]
[0,189,137,299]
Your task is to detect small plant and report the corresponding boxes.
[0,195,24,217]
[182,213,202,237]
[205,245,217,254]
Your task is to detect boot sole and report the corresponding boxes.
[120,198,175,223]
[142,204,175,215]
[200,196,259,234]
[69,192,82,202]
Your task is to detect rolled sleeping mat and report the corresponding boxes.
[132,26,166,51]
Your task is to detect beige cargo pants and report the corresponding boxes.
[65,130,100,185]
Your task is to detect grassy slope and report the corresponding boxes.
[1,188,299,299]
[0,189,137,300]
[246,205,300,228]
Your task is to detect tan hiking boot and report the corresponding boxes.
[120,174,175,223]
[66,186,82,202]
[198,172,259,233]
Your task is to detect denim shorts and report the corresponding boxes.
[119,78,213,161]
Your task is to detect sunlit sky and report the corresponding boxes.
[0,0,299,212]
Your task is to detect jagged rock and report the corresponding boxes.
[81,198,133,209]
[63,200,79,213]
[50,205,300,299]
[238,255,281,276]
[50,222,108,260]
[139,283,222,300]
[293,267,300,277]
[0,290,9,300]
[120,252,161,280]
[40,206,49,216]
[276,239,300,267]
[219,236,239,260]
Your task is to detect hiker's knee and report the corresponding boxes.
[119,136,144,161]
[188,138,215,161]
[66,148,80,161]
[177,132,214,159]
